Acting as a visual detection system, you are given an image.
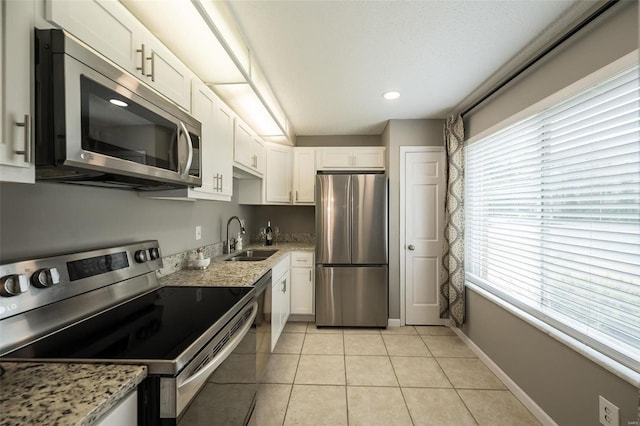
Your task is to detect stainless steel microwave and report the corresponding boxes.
[34,29,202,190]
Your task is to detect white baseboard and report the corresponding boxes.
[453,328,558,426]
[388,318,401,327]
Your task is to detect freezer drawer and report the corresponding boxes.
[315,266,388,327]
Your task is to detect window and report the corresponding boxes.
[465,62,640,372]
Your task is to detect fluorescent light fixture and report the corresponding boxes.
[383,91,400,100]
[109,99,128,107]
[214,83,283,136]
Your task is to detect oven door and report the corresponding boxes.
[164,301,257,426]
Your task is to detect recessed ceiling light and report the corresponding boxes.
[382,91,400,100]
[109,99,128,107]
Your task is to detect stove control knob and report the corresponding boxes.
[0,274,30,297]
[149,247,160,260]
[134,250,149,263]
[31,268,61,288]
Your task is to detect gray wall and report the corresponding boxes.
[0,179,253,260]
[463,289,639,425]
[252,205,315,236]
[462,1,639,424]
[296,135,383,147]
[466,0,638,139]
[382,119,444,319]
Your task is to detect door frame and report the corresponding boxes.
[399,146,446,326]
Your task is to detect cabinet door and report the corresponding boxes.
[318,148,354,169]
[354,148,385,169]
[291,267,314,315]
[210,97,234,198]
[317,147,386,171]
[143,33,192,111]
[253,137,266,175]
[191,80,216,196]
[271,278,283,351]
[46,0,143,76]
[1,0,35,183]
[282,269,290,331]
[293,148,316,204]
[265,143,292,203]
[234,120,254,169]
[233,119,265,177]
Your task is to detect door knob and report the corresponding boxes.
[407,244,415,251]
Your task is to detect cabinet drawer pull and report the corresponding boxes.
[146,52,155,82]
[309,270,312,281]
[136,44,146,75]
[15,115,31,163]
[219,174,223,192]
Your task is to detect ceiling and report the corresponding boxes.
[226,0,597,136]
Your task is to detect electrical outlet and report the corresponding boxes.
[599,395,619,426]
[195,226,202,241]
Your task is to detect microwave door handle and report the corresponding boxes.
[178,121,194,178]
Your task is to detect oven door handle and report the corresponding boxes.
[178,302,257,395]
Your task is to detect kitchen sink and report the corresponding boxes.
[225,249,278,262]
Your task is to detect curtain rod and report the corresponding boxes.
[460,0,620,118]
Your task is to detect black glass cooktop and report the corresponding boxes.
[5,286,252,361]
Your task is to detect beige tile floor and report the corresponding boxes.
[249,322,541,426]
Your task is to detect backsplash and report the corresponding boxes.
[156,242,224,278]
[249,232,316,244]
[156,233,316,277]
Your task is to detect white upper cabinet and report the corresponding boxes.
[292,148,316,205]
[233,119,265,177]
[46,0,192,111]
[265,143,292,204]
[143,79,233,201]
[189,80,233,200]
[46,0,142,75]
[317,147,386,171]
[1,0,35,183]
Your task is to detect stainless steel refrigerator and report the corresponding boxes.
[315,173,388,327]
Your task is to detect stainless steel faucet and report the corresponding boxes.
[224,216,246,254]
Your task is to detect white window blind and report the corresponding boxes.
[465,64,640,372]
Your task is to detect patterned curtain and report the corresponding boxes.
[440,114,465,327]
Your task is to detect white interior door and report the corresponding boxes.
[402,148,445,325]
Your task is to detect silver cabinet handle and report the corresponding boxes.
[295,190,298,202]
[282,278,286,293]
[309,270,312,281]
[289,191,292,202]
[136,44,146,75]
[15,114,31,163]
[408,244,415,251]
[219,174,223,192]
[146,51,155,82]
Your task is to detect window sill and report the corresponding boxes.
[465,281,640,388]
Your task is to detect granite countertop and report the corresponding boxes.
[0,243,313,425]
[0,362,147,426]
[158,242,315,288]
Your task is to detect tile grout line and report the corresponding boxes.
[281,322,308,426]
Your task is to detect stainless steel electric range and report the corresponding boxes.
[0,241,263,425]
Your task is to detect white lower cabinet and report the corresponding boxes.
[290,252,314,315]
[95,389,137,426]
[271,254,291,351]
